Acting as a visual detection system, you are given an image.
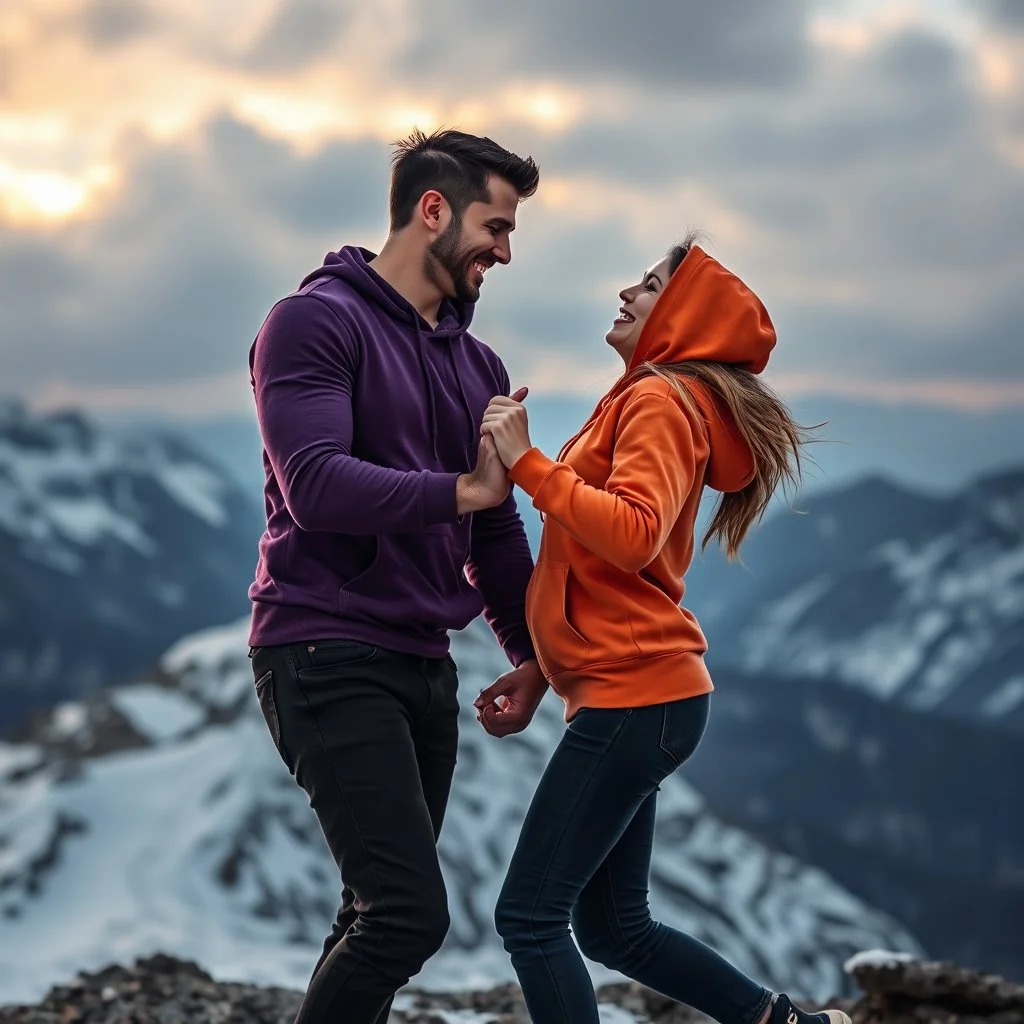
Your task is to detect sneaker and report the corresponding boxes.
[771,993,853,1024]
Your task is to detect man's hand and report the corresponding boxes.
[456,434,510,514]
[480,386,532,470]
[473,658,548,738]
[456,388,529,515]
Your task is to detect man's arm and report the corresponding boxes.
[465,487,536,667]
[253,294,468,534]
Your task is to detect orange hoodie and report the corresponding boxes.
[508,246,776,719]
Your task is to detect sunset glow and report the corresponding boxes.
[0,0,1021,414]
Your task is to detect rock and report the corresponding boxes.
[595,980,714,1022]
[845,951,1024,1023]
[0,956,302,1024]
[1,951,1021,1024]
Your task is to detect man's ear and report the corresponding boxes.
[418,189,452,237]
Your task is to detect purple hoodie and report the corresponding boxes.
[247,246,536,666]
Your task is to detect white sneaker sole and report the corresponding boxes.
[821,1012,853,1024]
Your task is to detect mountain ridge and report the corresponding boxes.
[0,617,919,1005]
[0,401,263,732]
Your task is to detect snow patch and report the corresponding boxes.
[112,687,205,742]
[844,949,919,972]
[430,1012,502,1024]
[981,677,1024,718]
[0,619,922,1005]
[152,460,228,529]
[51,703,88,737]
[597,1006,640,1024]
[0,414,232,570]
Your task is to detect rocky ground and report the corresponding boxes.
[0,953,1020,1024]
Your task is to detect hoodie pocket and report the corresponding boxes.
[339,527,480,632]
[425,521,471,589]
[526,561,592,676]
[339,536,384,613]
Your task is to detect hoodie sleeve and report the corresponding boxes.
[465,492,536,667]
[463,365,536,668]
[251,294,459,534]
[508,385,704,573]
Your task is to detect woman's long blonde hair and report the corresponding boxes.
[627,234,818,560]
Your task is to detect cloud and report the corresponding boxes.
[405,0,812,88]
[771,296,1023,381]
[520,27,1024,359]
[74,0,164,48]
[240,0,357,74]
[0,116,389,391]
[983,0,1024,31]
[1,3,1021,415]
[543,28,974,179]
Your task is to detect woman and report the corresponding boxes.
[476,237,848,1024]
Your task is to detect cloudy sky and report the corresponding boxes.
[1,0,1022,423]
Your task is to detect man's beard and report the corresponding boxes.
[425,217,480,304]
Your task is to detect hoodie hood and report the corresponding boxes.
[300,246,476,458]
[589,246,776,494]
[300,246,475,338]
[626,245,776,376]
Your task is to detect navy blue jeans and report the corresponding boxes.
[495,696,772,1024]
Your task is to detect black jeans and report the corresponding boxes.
[250,640,460,1024]
[495,695,772,1024]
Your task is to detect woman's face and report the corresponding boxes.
[605,254,673,364]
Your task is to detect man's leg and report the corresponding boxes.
[251,642,452,1024]
[413,653,460,840]
[307,652,460,1024]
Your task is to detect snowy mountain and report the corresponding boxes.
[0,400,263,732]
[0,617,919,1005]
[686,467,1024,729]
[685,666,1024,982]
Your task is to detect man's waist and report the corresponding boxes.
[248,601,451,659]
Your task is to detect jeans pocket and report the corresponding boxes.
[255,669,294,774]
[658,694,710,767]
[305,640,378,669]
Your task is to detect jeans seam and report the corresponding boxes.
[526,709,633,1024]
[658,703,683,767]
[416,661,436,726]
[597,859,631,953]
[747,988,773,1024]
[288,647,390,994]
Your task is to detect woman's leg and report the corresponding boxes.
[571,788,771,1024]
[569,698,850,1024]
[494,706,665,1024]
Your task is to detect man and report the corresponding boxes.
[247,129,547,1024]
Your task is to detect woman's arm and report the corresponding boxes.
[507,385,705,572]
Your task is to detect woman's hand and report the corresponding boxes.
[481,387,532,469]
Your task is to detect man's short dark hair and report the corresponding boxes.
[389,128,539,231]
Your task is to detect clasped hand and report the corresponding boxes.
[480,387,532,469]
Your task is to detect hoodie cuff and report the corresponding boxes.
[508,447,557,498]
[504,627,537,669]
[423,472,461,526]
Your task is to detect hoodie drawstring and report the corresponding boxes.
[451,350,477,452]
[413,320,440,461]
[416,320,478,466]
